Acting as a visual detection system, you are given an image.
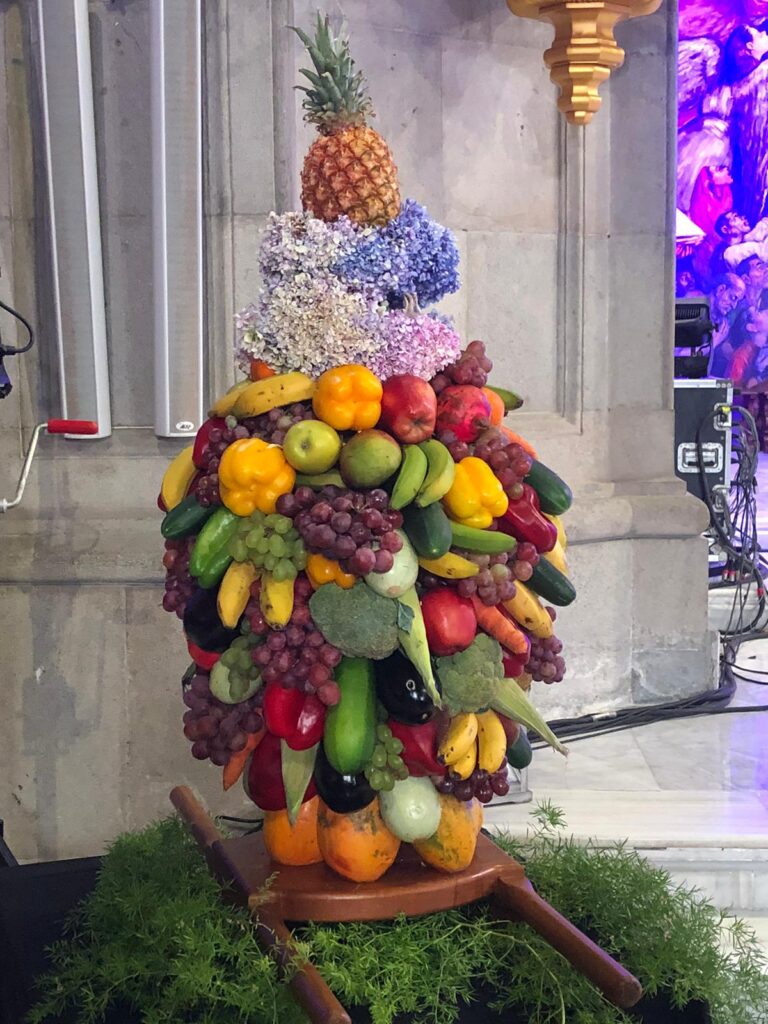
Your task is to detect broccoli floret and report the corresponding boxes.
[309,582,399,660]
[436,633,568,755]
[435,634,504,714]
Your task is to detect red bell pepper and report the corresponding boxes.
[157,492,168,512]
[246,731,316,811]
[187,639,220,671]
[502,651,530,680]
[497,484,557,553]
[263,683,325,750]
[387,719,444,777]
[193,417,227,469]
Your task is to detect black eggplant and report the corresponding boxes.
[374,650,435,725]
[314,745,376,813]
[182,585,240,652]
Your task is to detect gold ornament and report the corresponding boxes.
[506,0,663,125]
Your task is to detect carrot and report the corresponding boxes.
[482,387,505,427]
[501,425,538,460]
[222,728,264,790]
[470,595,529,655]
[250,359,276,381]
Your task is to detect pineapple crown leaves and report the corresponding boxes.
[291,13,374,131]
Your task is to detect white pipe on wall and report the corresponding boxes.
[151,0,205,439]
[36,0,111,439]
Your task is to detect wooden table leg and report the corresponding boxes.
[170,787,351,1024]
[492,875,643,1009]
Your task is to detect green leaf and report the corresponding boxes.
[491,678,568,756]
[396,599,414,634]
[281,740,318,826]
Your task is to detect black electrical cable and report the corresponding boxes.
[0,297,34,356]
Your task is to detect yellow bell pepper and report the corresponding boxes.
[306,553,356,590]
[218,438,296,516]
[312,364,383,431]
[442,456,508,529]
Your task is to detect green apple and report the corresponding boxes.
[283,420,341,473]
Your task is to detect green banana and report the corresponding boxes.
[415,439,455,507]
[487,385,524,412]
[390,444,429,510]
[449,520,518,555]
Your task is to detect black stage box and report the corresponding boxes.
[673,378,733,508]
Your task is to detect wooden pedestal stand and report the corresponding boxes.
[172,786,642,1024]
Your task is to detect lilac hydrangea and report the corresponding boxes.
[367,310,463,381]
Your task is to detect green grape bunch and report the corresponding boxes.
[229,511,307,582]
[364,723,409,792]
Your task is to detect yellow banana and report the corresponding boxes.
[450,742,477,780]
[259,572,294,627]
[209,378,252,417]
[160,445,196,511]
[438,712,478,765]
[544,513,567,550]
[543,539,569,577]
[418,552,479,580]
[476,710,507,773]
[503,582,553,639]
[232,372,315,418]
[218,561,259,628]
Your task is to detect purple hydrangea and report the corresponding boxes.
[334,199,460,307]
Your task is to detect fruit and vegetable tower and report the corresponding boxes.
[158,16,575,883]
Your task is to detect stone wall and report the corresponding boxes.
[0,0,715,861]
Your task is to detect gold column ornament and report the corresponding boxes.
[506,0,663,125]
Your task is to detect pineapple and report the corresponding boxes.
[293,15,401,228]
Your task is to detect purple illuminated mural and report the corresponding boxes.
[677,0,768,391]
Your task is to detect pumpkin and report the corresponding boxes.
[317,797,400,882]
[412,794,483,873]
[263,795,323,866]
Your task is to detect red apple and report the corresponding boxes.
[421,590,477,656]
[378,374,437,443]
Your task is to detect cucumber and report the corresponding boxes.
[506,729,533,770]
[323,657,377,775]
[525,460,573,515]
[528,557,576,607]
[295,470,345,489]
[449,520,517,555]
[161,495,215,539]
[402,503,452,559]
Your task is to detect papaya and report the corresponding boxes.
[263,795,323,867]
[317,797,400,882]
[412,793,483,874]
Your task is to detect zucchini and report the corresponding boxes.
[487,384,524,412]
[449,520,517,555]
[161,495,215,539]
[528,557,576,607]
[507,729,533,770]
[323,657,377,775]
[402,502,452,560]
[525,460,573,515]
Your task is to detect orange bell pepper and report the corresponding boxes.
[312,364,383,431]
[306,553,356,590]
[443,456,508,529]
[218,438,296,516]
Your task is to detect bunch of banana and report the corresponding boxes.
[389,438,456,510]
[437,710,507,779]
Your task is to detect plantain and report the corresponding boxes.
[217,561,259,628]
[259,572,294,627]
[418,552,479,580]
[502,582,553,639]
[160,445,196,511]
[209,378,252,417]
[450,742,477,780]
[232,372,315,418]
[476,710,507,773]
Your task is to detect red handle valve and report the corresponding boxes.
[46,419,99,435]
